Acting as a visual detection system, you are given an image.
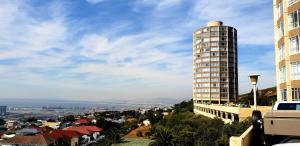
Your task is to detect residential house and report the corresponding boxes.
[43,130,81,146]
[1,135,56,146]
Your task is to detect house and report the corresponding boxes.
[79,126,103,140]
[1,133,15,139]
[16,128,39,136]
[65,126,91,144]
[65,126,103,143]
[1,135,56,146]
[5,121,18,130]
[29,125,54,133]
[42,121,61,129]
[74,118,91,125]
[142,119,151,126]
[43,130,81,146]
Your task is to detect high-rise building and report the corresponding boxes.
[0,106,6,116]
[273,0,300,101]
[193,21,238,104]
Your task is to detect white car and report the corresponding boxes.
[272,101,300,110]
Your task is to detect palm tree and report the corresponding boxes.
[149,127,175,146]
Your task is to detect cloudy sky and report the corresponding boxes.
[0,0,274,103]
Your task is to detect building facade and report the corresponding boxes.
[274,0,300,101]
[193,21,238,105]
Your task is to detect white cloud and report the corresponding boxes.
[191,0,273,45]
[0,0,276,102]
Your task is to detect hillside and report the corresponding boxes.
[238,87,277,106]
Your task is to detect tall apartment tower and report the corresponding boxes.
[193,21,238,104]
[274,0,300,101]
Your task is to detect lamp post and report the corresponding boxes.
[249,74,260,110]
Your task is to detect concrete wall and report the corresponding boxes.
[194,104,272,123]
[239,106,272,121]
[230,126,253,146]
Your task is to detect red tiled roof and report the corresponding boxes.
[5,135,55,145]
[43,130,82,140]
[29,125,54,132]
[65,126,90,135]
[80,126,103,132]
[74,118,92,124]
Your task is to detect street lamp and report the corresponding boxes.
[249,74,260,110]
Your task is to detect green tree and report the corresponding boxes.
[0,118,5,125]
[150,127,175,146]
[173,99,193,114]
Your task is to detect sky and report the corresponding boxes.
[0,0,275,103]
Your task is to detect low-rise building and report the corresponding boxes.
[43,130,81,146]
[42,121,61,129]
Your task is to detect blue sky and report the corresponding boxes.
[0,0,275,103]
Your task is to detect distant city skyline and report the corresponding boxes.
[0,0,274,102]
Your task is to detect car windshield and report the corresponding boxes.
[277,103,300,110]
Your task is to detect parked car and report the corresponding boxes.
[272,101,300,110]
[252,101,300,146]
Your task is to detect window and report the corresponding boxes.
[211,73,218,77]
[220,48,227,51]
[288,9,300,30]
[292,88,300,101]
[211,57,219,61]
[278,20,284,38]
[211,32,218,36]
[211,47,218,51]
[211,83,219,87]
[278,44,285,61]
[210,27,218,31]
[288,0,299,5]
[202,52,210,57]
[289,35,300,54]
[202,68,210,72]
[277,1,283,19]
[211,94,220,98]
[211,88,218,92]
[201,58,210,62]
[210,41,219,46]
[277,103,300,110]
[211,52,218,56]
[211,37,219,41]
[211,62,219,66]
[291,61,300,80]
[211,78,219,82]
[281,89,287,101]
[211,68,219,72]
[279,66,286,83]
[203,38,210,42]
[220,52,227,56]
[221,78,227,82]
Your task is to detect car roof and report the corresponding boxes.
[276,101,300,104]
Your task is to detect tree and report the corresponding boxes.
[26,117,38,123]
[0,118,5,125]
[150,127,175,146]
[136,130,143,137]
[173,99,193,114]
[63,115,75,123]
[144,110,163,125]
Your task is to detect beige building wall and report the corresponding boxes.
[192,21,238,105]
[274,0,300,101]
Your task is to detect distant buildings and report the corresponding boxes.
[274,0,300,101]
[0,106,7,116]
[192,21,238,104]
